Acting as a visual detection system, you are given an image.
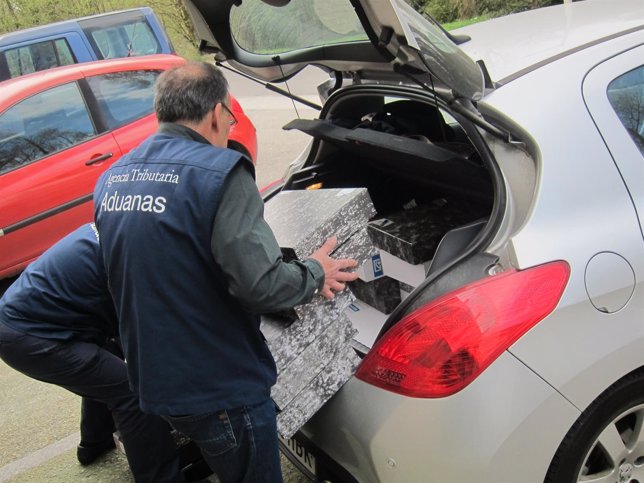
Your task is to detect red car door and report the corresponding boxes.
[0,80,122,277]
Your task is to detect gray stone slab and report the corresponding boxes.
[276,345,361,439]
[264,227,376,325]
[271,314,356,410]
[262,290,355,369]
[260,188,377,440]
[293,286,355,325]
[264,188,376,260]
[331,226,375,264]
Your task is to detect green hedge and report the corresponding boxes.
[422,0,561,23]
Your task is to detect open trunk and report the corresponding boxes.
[275,84,500,351]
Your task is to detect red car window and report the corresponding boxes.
[0,82,96,175]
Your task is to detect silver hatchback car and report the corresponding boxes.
[186,0,644,481]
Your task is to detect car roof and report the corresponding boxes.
[0,8,154,46]
[0,54,185,109]
[453,0,644,84]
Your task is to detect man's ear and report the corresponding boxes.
[211,103,222,131]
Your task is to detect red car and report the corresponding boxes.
[0,54,257,279]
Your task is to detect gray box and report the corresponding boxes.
[261,188,376,438]
[276,345,361,439]
[265,188,376,260]
[271,314,356,410]
[262,290,355,369]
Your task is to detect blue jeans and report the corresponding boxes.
[163,398,283,483]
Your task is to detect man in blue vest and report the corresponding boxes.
[0,223,184,482]
[94,61,358,483]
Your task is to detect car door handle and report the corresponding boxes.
[85,152,113,166]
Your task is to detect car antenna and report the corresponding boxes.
[273,55,299,119]
[214,60,321,111]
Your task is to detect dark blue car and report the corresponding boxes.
[0,8,174,81]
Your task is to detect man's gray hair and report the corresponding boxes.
[154,61,229,124]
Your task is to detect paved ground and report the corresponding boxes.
[0,358,309,482]
[0,359,308,482]
[0,66,328,482]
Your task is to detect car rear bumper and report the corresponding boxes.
[294,351,580,483]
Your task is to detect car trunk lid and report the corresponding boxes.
[183,0,485,102]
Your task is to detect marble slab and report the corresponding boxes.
[271,314,356,410]
[367,200,475,264]
[349,276,401,314]
[262,290,355,369]
[264,188,376,260]
[261,188,378,439]
[330,226,375,263]
[276,345,361,439]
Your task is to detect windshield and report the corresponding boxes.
[230,0,369,54]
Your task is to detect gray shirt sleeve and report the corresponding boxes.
[211,163,324,314]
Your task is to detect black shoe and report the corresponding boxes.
[77,438,116,465]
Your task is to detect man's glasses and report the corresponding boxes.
[220,103,238,126]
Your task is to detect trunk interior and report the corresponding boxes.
[280,88,496,349]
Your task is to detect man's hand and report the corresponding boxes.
[309,236,359,300]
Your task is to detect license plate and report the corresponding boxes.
[279,435,317,477]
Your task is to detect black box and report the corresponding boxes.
[349,276,401,314]
[367,200,475,265]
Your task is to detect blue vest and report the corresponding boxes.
[94,133,276,415]
[0,223,117,344]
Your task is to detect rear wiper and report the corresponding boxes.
[126,22,141,57]
[214,61,321,111]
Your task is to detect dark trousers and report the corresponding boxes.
[80,395,115,443]
[0,323,184,483]
[79,337,121,444]
[163,398,283,483]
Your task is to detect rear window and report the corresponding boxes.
[230,0,368,54]
[0,39,75,81]
[608,65,644,155]
[81,13,161,59]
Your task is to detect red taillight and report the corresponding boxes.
[355,261,570,398]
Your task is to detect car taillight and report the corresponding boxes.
[355,261,570,398]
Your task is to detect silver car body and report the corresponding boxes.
[305,3,644,482]
[186,0,644,480]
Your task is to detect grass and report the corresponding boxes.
[443,15,492,30]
